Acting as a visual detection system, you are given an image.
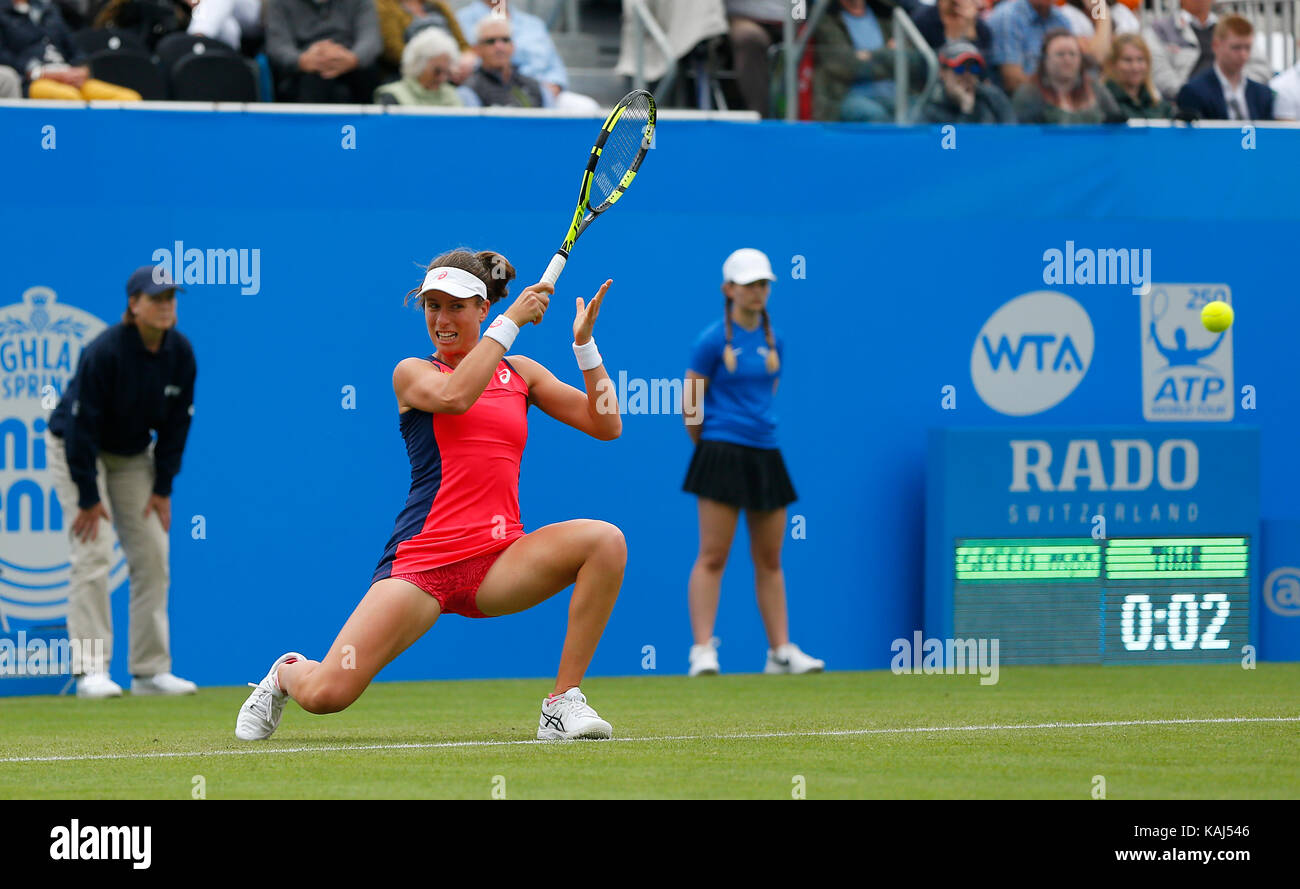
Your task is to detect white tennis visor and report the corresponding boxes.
[418,266,489,301]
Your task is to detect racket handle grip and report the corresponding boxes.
[541,252,567,287]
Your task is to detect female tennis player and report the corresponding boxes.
[236,248,626,741]
[681,248,824,677]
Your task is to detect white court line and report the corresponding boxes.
[0,716,1296,765]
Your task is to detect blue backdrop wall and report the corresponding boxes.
[1,109,1297,687]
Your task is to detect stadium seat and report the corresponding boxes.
[155,32,235,76]
[88,48,168,100]
[170,53,260,102]
[72,27,149,58]
[240,22,266,60]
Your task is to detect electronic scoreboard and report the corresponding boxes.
[926,427,1259,665]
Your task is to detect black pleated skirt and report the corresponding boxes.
[682,440,797,512]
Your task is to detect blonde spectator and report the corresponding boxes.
[1102,33,1174,119]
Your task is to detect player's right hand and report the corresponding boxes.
[72,502,111,543]
[506,283,553,327]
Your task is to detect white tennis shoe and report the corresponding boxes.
[764,643,825,675]
[537,687,612,740]
[688,637,720,676]
[76,672,123,699]
[132,672,198,695]
[235,652,305,741]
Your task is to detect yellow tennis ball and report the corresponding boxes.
[1202,300,1234,333]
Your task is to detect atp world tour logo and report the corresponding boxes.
[1141,285,1233,421]
[0,287,126,630]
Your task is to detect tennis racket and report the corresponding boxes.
[540,89,656,287]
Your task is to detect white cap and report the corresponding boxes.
[418,266,488,301]
[722,248,776,285]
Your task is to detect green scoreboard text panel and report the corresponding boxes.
[953,538,1249,665]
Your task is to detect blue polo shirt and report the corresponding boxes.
[688,319,783,450]
[987,0,1072,75]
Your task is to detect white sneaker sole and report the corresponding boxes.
[75,687,122,699]
[131,683,197,696]
[537,724,613,741]
[764,662,825,675]
[689,665,719,677]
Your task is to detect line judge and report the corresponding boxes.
[46,265,198,698]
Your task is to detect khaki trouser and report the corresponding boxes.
[46,430,171,677]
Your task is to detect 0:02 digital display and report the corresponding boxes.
[953,537,1250,665]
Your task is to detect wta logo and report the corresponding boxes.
[971,291,1094,416]
[1263,567,1300,617]
[0,287,125,629]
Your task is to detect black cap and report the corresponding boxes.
[125,264,183,298]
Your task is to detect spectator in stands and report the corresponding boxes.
[1144,0,1272,102]
[374,23,460,105]
[457,0,598,111]
[613,0,728,95]
[919,39,1015,122]
[1270,41,1300,120]
[722,0,786,117]
[457,13,550,108]
[93,0,191,49]
[376,0,474,83]
[186,0,261,52]
[810,0,908,123]
[911,0,993,64]
[0,62,18,95]
[1,0,142,99]
[1175,14,1273,121]
[987,0,1072,93]
[1012,29,1122,123]
[265,0,381,103]
[1060,0,1141,62]
[1102,33,1173,120]
[51,0,90,29]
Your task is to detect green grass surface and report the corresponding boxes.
[1,665,1297,799]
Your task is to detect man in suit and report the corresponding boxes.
[1145,0,1272,102]
[1176,14,1274,120]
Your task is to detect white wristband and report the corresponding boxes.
[484,315,519,351]
[573,338,602,371]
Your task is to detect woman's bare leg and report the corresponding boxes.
[277,577,442,714]
[747,507,790,649]
[688,497,741,645]
[474,520,626,695]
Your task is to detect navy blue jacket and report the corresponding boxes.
[1176,67,1275,121]
[0,0,83,76]
[48,324,197,509]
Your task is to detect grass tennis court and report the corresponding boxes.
[2,665,1296,799]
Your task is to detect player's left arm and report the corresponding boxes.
[511,354,620,441]
[512,277,619,440]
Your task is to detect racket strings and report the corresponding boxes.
[591,96,652,209]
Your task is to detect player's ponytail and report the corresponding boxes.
[761,308,779,374]
[723,294,738,373]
